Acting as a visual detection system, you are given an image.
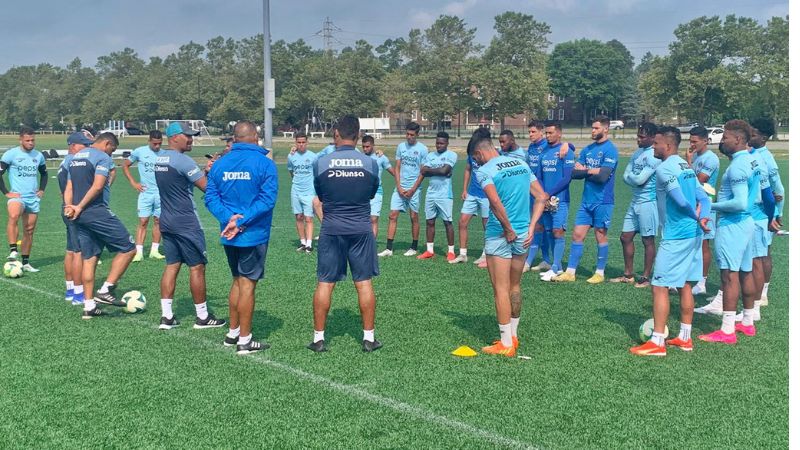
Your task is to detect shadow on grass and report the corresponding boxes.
[172,296,285,340]
[326,307,365,344]
[440,309,497,344]
[596,307,644,341]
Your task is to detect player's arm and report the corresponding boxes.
[483,183,515,241]
[108,166,117,186]
[37,163,48,197]
[406,173,424,197]
[622,158,636,186]
[547,153,575,196]
[122,159,144,192]
[571,151,589,179]
[0,161,14,197]
[393,152,404,194]
[64,179,73,206]
[711,180,748,213]
[588,148,617,183]
[204,170,237,224]
[525,179,549,247]
[69,173,107,219]
[421,164,452,177]
[462,163,472,200]
[767,159,785,220]
[696,172,710,184]
[626,163,656,186]
[238,162,279,228]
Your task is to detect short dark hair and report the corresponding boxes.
[406,122,421,133]
[544,121,562,131]
[295,132,307,140]
[467,137,493,157]
[499,129,514,138]
[362,135,374,144]
[639,122,658,137]
[149,130,162,140]
[436,131,449,141]
[467,128,492,157]
[750,118,775,139]
[528,120,544,130]
[724,119,752,143]
[593,115,610,127]
[334,115,360,141]
[94,132,119,147]
[657,126,681,147]
[19,126,34,137]
[689,126,709,139]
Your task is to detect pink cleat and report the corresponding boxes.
[698,330,737,344]
[477,259,488,269]
[735,323,756,336]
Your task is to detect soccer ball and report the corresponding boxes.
[639,318,668,343]
[545,196,560,212]
[123,291,147,313]
[3,261,23,278]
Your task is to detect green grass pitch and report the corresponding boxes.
[0,145,788,449]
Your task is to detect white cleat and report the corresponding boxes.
[21,263,40,273]
[522,263,531,273]
[691,283,706,295]
[694,294,723,315]
[403,248,418,257]
[539,269,561,282]
[473,254,486,265]
[7,250,19,261]
[532,261,551,272]
[377,249,393,257]
[449,254,468,264]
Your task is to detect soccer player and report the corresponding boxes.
[418,131,458,261]
[630,126,711,356]
[155,123,227,330]
[287,132,318,252]
[698,120,761,344]
[499,129,526,160]
[470,137,548,357]
[554,116,619,283]
[307,115,382,352]
[0,126,47,271]
[205,121,278,354]
[122,130,166,262]
[361,135,396,237]
[64,133,136,318]
[524,121,551,272]
[610,123,660,287]
[451,127,491,265]
[537,122,575,281]
[378,122,427,257]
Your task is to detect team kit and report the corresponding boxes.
[0,115,784,357]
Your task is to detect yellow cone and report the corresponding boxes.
[451,345,478,357]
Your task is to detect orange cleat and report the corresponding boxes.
[446,252,456,262]
[629,340,666,356]
[666,337,693,351]
[481,341,516,357]
[416,251,435,260]
[493,336,519,349]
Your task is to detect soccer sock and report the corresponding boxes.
[227,326,240,339]
[596,243,609,274]
[411,240,419,250]
[721,311,736,334]
[762,282,770,299]
[386,239,394,251]
[150,243,160,252]
[541,232,551,264]
[194,302,209,321]
[9,243,17,253]
[313,329,325,343]
[697,276,707,287]
[447,245,455,254]
[22,255,29,265]
[499,323,512,347]
[66,280,74,291]
[98,282,114,294]
[679,323,692,341]
[136,244,143,254]
[649,331,665,346]
[459,248,467,256]
[742,308,755,327]
[510,317,520,338]
[566,242,584,273]
[426,242,434,253]
[74,285,84,296]
[363,329,375,342]
[552,236,566,272]
[161,298,174,320]
[84,299,96,311]
[238,334,252,346]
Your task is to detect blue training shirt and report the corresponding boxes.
[423,149,457,199]
[475,154,536,237]
[526,138,547,174]
[1,147,45,197]
[691,149,720,188]
[154,150,205,234]
[577,140,619,204]
[623,146,660,204]
[466,155,486,198]
[539,142,575,203]
[68,147,115,223]
[756,146,784,217]
[714,150,758,227]
[287,150,318,197]
[656,154,701,240]
[395,141,428,189]
[128,145,163,193]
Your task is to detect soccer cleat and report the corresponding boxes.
[132,252,144,262]
[65,289,75,302]
[304,246,313,254]
[629,340,666,356]
[416,251,435,260]
[21,264,39,273]
[377,249,393,257]
[587,273,605,284]
[473,254,486,265]
[307,340,328,352]
[7,250,18,261]
[94,287,125,307]
[532,261,551,272]
[634,276,651,288]
[522,263,531,273]
[403,248,418,257]
[735,323,756,336]
[477,259,487,269]
[493,336,519,349]
[71,293,85,306]
[149,251,165,260]
[553,272,576,282]
[362,339,383,352]
[694,297,723,315]
[82,307,105,319]
[159,316,180,330]
[481,341,516,357]
[223,334,239,347]
[609,274,635,284]
[449,254,468,264]
[539,269,561,282]
[446,252,456,262]
[237,340,269,355]
[698,330,737,344]
[691,283,707,295]
[666,337,694,351]
[194,314,226,329]
[296,244,306,252]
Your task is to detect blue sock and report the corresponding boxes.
[567,242,584,270]
[553,237,566,272]
[597,243,609,272]
[526,231,543,265]
[541,232,552,264]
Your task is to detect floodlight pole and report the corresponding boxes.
[263,0,273,152]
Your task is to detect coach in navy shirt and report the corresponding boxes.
[307,115,382,353]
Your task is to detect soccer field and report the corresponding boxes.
[0,152,789,448]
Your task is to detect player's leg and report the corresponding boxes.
[224,280,241,346]
[762,247,772,304]
[616,231,636,280]
[149,216,163,259]
[455,212,472,263]
[235,276,259,353]
[6,200,22,259]
[524,222,544,270]
[70,251,84,305]
[587,205,612,283]
[309,234,345,351]
[294,214,305,250]
[93,216,136,305]
[509,253,526,347]
[420,197,436,258]
[354,279,377,347]
[312,281,336,342]
[380,191,404,256]
[640,236,656,283]
[371,216,379,237]
[554,222,590,282]
[134,217,149,261]
[483,253,515,355]
[370,193,383,238]
[304,215,315,252]
[441,199,455,260]
[64,250,75,301]
[19,211,38,271]
[312,196,324,221]
[184,231,223,328]
[473,200,490,266]
[80,256,100,314]
[158,261,182,328]
[349,232,381,351]
[408,204,420,255]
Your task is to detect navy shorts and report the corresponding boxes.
[76,214,135,259]
[163,230,207,267]
[317,233,379,283]
[224,244,268,280]
[63,215,81,253]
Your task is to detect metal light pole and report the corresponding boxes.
[263,0,273,152]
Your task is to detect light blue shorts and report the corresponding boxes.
[8,196,40,214]
[291,192,315,217]
[541,201,569,231]
[575,203,614,229]
[703,213,716,240]
[485,231,529,259]
[716,218,755,272]
[370,194,383,217]
[390,189,420,213]
[652,236,702,287]
[621,201,659,237]
[751,219,770,258]
[461,194,489,218]
[425,197,453,222]
[137,191,161,218]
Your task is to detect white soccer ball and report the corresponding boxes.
[3,261,23,278]
[639,318,668,343]
[123,291,147,313]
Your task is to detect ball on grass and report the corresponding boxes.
[123,291,147,313]
[639,318,668,343]
[3,261,23,278]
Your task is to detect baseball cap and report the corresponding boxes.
[67,131,94,146]
[165,122,201,137]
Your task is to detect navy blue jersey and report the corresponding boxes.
[68,147,114,222]
[155,150,204,233]
[313,146,380,235]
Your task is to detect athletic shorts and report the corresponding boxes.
[63,215,80,253]
[162,230,207,267]
[291,192,315,217]
[76,213,135,259]
[8,196,40,214]
[715,218,755,272]
[370,194,383,217]
[317,232,379,283]
[137,191,161,218]
[652,236,702,287]
[703,213,716,240]
[224,243,268,280]
[485,231,529,259]
[460,194,489,218]
[751,219,770,258]
[390,189,420,213]
[575,203,614,229]
[425,197,453,222]
[621,201,659,237]
[540,202,569,231]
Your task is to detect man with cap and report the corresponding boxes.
[122,130,166,262]
[154,122,227,330]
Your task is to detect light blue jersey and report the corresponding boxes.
[423,149,457,199]
[466,155,486,199]
[656,154,701,240]
[755,146,784,217]
[748,148,770,220]
[623,146,660,203]
[128,145,163,190]
[502,145,527,161]
[691,149,719,188]
[577,140,618,204]
[475,155,536,237]
[714,150,758,227]
[318,145,336,157]
[1,147,45,197]
[287,150,318,197]
[370,153,392,196]
[395,141,428,189]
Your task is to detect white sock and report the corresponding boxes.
[459,248,467,256]
[227,326,240,339]
[150,243,160,252]
[742,308,755,326]
[314,329,325,343]
[306,240,312,249]
[510,317,520,338]
[363,329,375,342]
[679,323,692,341]
[649,331,665,346]
[499,323,512,347]
[566,267,576,275]
[697,277,707,287]
[97,281,114,294]
[238,334,252,346]
[762,282,770,298]
[74,285,84,295]
[66,280,74,290]
[721,311,736,334]
[136,245,143,253]
[595,269,604,276]
[84,299,96,311]
[194,302,208,320]
[161,298,173,319]
[480,250,486,258]
[447,245,455,254]
[426,242,434,253]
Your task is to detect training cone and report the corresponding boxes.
[451,346,478,357]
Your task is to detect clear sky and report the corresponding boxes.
[0,0,787,72]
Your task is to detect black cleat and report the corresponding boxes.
[296,244,307,252]
[306,340,327,352]
[236,340,269,355]
[304,246,313,254]
[94,286,125,306]
[82,307,105,320]
[159,316,179,330]
[362,339,383,352]
[223,334,238,347]
[194,314,226,329]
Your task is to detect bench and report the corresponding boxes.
[310,132,325,139]
[281,131,294,138]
